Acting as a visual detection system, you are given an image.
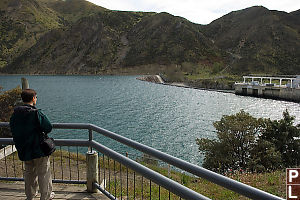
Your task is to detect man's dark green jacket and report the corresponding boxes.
[10,104,52,161]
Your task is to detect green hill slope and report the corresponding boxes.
[202,6,300,74]
[124,13,224,66]
[40,0,107,23]
[0,1,299,76]
[0,0,64,68]
[4,11,148,74]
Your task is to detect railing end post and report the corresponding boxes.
[86,150,98,193]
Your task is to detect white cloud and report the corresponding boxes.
[86,0,300,24]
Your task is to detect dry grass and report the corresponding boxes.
[0,150,286,199]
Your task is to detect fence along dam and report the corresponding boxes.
[235,75,300,102]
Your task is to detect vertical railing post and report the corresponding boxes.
[21,77,29,89]
[88,129,93,153]
[86,150,98,193]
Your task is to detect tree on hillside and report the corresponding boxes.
[0,86,22,137]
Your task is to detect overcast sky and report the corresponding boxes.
[86,0,300,24]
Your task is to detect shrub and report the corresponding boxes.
[0,86,22,137]
[261,110,300,167]
[196,110,265,172]
[196,110,299,173]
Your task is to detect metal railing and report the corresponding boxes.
[0,122,283,200]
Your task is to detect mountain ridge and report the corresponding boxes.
[0,0,299,77]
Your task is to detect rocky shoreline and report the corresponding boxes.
[137,75,235,94]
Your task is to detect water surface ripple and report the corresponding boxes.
[1,75,299,165]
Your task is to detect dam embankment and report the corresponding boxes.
[136,75,235,93]
[136,75,164,84]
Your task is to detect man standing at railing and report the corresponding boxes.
[9,89,54,200]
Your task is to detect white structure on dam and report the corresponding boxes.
[235,75,300,102]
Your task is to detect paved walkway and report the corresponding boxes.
[0,182,109,199]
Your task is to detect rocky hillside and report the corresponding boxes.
[202,6,300,75]
[0,0,299,76]
[0,0,64,68]
[3,11,147,74]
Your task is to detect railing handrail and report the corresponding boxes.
[90,140,210,200]
[0,137,209,200]
[0,122,284,200]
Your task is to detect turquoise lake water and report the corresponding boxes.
[1,75,300,165]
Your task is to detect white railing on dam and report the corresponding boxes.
[241,75,300,88]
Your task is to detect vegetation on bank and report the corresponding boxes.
[162,64,240,90]
[197,110,300,173]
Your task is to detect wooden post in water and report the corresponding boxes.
[21,78,29,90]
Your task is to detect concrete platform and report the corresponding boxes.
[0,181,109,199]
